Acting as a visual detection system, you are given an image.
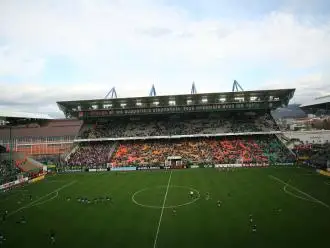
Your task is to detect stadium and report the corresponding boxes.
[0,82,330,248]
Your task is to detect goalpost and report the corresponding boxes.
[165,156,182,168]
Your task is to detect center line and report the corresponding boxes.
[153,170,173,248]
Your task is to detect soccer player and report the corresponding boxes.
[106,196,113,204]
[217,200,222,207]
[252,224,257,232]
[2,210,8,222]
[273,207,282,214]
[0,231,5,245]
[30,194,33,201]
[205,192,210,200]
[172,208,177,216]
[49,229,56,245]
[249,214,253,223]
[21,216,26,224]
[16,216,26,224]
[189,191,194,198]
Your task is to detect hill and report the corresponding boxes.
[272,104,307,119]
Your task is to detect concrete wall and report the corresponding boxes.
[283,130,330,144]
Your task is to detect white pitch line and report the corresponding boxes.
[8,180,77,217]
[153,170,173,248]
[283,185,313,202]
[132,185,200,209]
[269,175,329,209]
[32,191,59,207]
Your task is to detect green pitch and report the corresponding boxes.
[1,167,330,248]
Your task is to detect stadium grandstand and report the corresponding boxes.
[55,82,296,170]
[0,112,83,184]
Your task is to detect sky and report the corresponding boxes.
[0,0,330,117]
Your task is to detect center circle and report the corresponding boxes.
[132,185,200,209]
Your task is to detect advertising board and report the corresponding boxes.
[111,166,137,171]
[136,166,160,170]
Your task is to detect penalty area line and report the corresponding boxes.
[269,175,329,209]
[8,180,77,217]
[153,170,173,248]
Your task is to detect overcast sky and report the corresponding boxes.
[0,0,330,117]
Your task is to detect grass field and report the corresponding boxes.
[1,167,330,248]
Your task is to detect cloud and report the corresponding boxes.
[0,0,329,115]
[1,1,329,67]
[137,27,173,37]
[0,45,45,78]
[262,72,330,104]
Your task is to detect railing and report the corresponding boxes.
[74,131,283,142]
[0,136,75,146]
[275,133,296,156]
[64,144,79,162]
[107,142,118,160]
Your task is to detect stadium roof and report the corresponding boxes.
[0,110,53,120]
[300,95,330,108]
[57,88,295,118]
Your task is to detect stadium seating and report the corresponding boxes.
[79,113,279,139]
[67,143,113,168]
[293,143,330,169]
[0,158,21,184]
[32,155,63,166]
[110,136,293,167]
[65,135,293,168]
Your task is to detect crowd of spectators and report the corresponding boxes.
[63,112,294,169]
[79,113,279,139]
[293,143,330,169]
[32,155,64,166]
[111,136,294,167]
[67,143,113,168]
[66,135,294,168]
[0,158,21,184]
